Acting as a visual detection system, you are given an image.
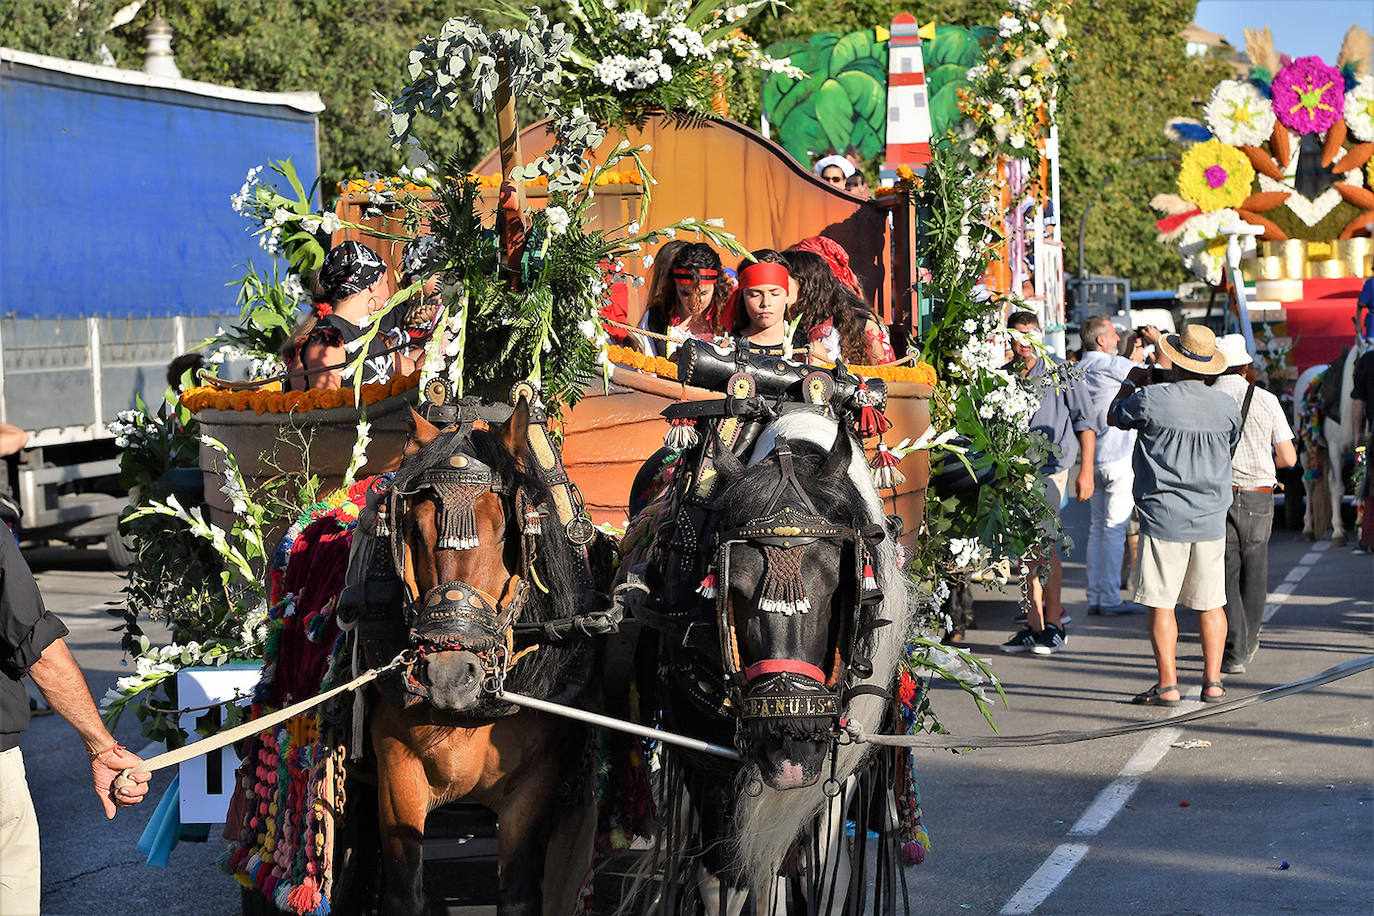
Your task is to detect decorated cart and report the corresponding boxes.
[104,4,1080,914]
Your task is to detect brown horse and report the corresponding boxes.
[343,396,612,915]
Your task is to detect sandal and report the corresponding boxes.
[1200,681,1226,703]
[1132,684,1180,707]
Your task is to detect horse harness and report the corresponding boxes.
[337,383,616,710]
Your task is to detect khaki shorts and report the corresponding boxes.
[0,747,40,915]
[1040,468,1070,542]
[1133,534,1226,610]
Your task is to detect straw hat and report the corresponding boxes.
[1157,323,1226,375]
[1214,333,1253,369]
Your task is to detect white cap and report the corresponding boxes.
[813,155,856,179]
[1215,333,1253,369]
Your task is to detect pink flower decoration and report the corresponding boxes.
[1204,164,1229,188]
[1272,56,1345,135]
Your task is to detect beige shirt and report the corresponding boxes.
[1215,375,1293,488]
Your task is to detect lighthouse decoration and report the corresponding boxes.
[884,13,935,174]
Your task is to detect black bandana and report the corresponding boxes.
[319,241,385,300]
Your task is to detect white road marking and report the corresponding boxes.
[1000,538,1330,913]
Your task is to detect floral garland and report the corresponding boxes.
[180,372,420,415]
[954,0,1073,187]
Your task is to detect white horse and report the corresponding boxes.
[1299,332,1373,544]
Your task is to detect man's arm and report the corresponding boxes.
[1274,437,1297,469]
[1075,428,1096,501]
[1108,365,1153,428]
[28,638,150,818]
[0,423,28,457]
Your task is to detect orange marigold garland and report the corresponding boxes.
[181,372,421,414]
[604,344,937,387]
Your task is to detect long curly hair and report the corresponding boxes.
[643,241,728,337]
[784,249,871,363]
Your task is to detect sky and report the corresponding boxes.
[1194,0,1374,60]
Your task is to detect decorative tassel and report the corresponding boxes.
[760,546,810,615]
[862,561,877,592]
[372,502,390,537]
[855,383,891,438]
[696,572,717,599]
[433,481,485,551]
[523,507,544,537]
[287,876,324,915]
[870,444,906,489]
[902,840,926,865]
[664,416,699,450]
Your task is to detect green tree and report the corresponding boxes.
[1,0,123,63]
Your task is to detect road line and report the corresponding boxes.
[999,844,1092,915]
[1265,540,1328,623]
[999,540,1330,912]
[1068,726,1184,836]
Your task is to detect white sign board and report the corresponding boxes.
[176,664,260,824]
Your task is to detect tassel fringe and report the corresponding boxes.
[696,572,717,599]
[664,416,699,451]
[760,545,810,615]
[870,444,906,489]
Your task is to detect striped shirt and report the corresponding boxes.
[1214,375,1294,488]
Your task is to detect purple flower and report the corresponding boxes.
[1272,56,1345,135]
[1204,164,1229,189]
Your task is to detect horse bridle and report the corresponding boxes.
[373,416,545,694]
[711,435,886,730]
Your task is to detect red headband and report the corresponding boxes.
[738,262,791,290]
[672,267,719,285]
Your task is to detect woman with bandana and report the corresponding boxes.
[283,241,411,390]
[638,242,728,356]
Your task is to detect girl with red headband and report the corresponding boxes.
[731,249,797,354]
[637,241,727,356]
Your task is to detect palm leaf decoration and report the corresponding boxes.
[763,29,890,162]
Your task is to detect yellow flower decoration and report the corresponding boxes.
[1177,140,1255,212]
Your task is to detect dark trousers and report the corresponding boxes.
[1224,489,1274,664]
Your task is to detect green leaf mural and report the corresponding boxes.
[923,25,996,143]
[764,25,995,166]
[764,29,890,163]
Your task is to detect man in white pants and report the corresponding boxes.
[1072,316,1146,615]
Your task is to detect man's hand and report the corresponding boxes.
[90,745,151,819]
[1139,324,1163,345]
[1075,466,1094,502]
[1126,364,1153,386]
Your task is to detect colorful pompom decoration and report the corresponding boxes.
[664,416,699,450]
[870,444,906,489]
[855,383,891,438]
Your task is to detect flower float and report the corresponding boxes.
[1178,141,1256,212]
[1272,56,1345,136]
[1153,24,1374,275]
[181,372,420,415]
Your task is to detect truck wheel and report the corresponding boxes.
[105,532,137,569]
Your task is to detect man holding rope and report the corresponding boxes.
[1,534,150,913]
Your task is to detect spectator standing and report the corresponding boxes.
[1212,335,1298,674]
[1109,324,1240,705]
[1001,311,1088,656]
[1344,338,1373,553]
[2,535,150,910]
[1073,316,1145,616]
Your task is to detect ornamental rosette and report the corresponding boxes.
[1178,208,1249,286]
[1271,56,1345,135]
[1345,74,1374,143]
[1203,80,1275,147]
[1177,140,1256,212]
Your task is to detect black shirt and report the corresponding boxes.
[303,314,394,386]
[1,534,68,750]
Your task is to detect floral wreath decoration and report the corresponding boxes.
[1152,25,1374,282]
[180,371,420,415]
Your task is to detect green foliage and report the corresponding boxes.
[0,0,122,63]
[923,25,995,141]
[762,29,889,160]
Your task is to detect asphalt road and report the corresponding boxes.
[13,495,1373,915]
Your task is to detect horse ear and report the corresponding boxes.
[499,396,531,460]
[820,424,854,481]
[406,407,440,455]
[711,427,745,482]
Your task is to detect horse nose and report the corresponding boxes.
[424,650,486,711]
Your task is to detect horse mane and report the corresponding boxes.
[729,412,906,896]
